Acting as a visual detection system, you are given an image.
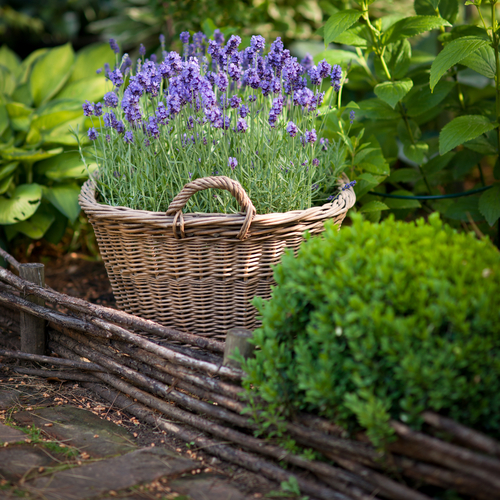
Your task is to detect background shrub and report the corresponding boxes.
[242,214,500,445]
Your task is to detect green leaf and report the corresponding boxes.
[0,45,21,73]
[5,102,33,132]
[403,141,429,164]
[444,196,481,221]
[414,0,459,24]
[0,66,16,96]
[356,99,400,120]
[30,43,75,107]
[69,43,115,83]
[463,135,497,156]
[12,83,33,107]
[439,115,498,155]
[0,104,9,136]
[0,183,42,224]
[31,110,81,132]
[43,208,67,244]
[55,77,107,102]
[404,80,455,117]
[36,152,96,180]
[16,48,48,85]
[478,185,500,226]
[422,152,455,174]
[383,190,421,209]
[452,149,483,179]
[374,79,413,109]
[388,168,422,183]
[43,184,81,223]
[314,49,361,67]
[0,162,19,181]
[430,37,490,91]
[358,200,390,213]
[202,18,217,38]
[383,16,451,45]
[324,9,362,47]
[386,39,412,80]
[332,25,370,48]
[461,45,496,79]
[10,211,55,239]
[0,147,63,164]
[0,175,13,195]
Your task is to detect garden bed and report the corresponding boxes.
[1,249,500,500]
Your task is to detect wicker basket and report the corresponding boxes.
[79,175,356,338]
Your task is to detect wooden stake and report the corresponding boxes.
[223,327,254,369]
[19,263,45,355]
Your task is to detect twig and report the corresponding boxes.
[0,247,20,270]
[0,363,100,382]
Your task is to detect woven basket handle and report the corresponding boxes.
[166,176,256,240]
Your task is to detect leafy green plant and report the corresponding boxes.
[242,214,500,446]
[0,41,114,249]
[314,0,500,241]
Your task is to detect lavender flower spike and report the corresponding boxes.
[109,38,120,54]
[286,121,298,137]
[88,127,99,141]
[349,110,355,124]
[304,128,317,144]
[82,100,94,116]
[180,31,190,44]
[331,64,342,92]
[228,157,238,169]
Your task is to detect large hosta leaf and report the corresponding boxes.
[43,184,81,223]
[10,211,55,239]
[0,183,42,224]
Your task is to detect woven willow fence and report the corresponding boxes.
[1,248,500,500]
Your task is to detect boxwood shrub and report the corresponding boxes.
[242,214,500,445]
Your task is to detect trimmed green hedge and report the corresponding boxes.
[242,214,500,445]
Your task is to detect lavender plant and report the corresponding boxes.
[78,33,350,215]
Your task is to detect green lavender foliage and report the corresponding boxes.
[0,42,114,246]
[242,214,500,446]
[315,0,500,236]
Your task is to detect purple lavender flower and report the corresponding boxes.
[229,96,242,109]
[88,127,99,141]
[349,110,355,124]
[293,88,314,108]
[103,111,114,127]
[139,44,146,56]
[312,158,320,167]
[216,72,228,92]
[317,59,332,79]
[108,68,124,88]
[304,128,317,144]
[96,68,103,74]
[106,134,111,143]
[121,54,132,71]
[312,183,319,191]
[300,53,313,72]
[228,62,241,81]
[260,80,271,97]
[156,102,169,124]
[343,180,356,190]
[82,100,94,116]
[223,115,231,129]
[320,138,329,151]
[236,118,248,133]
[268,95,283,127]
[244,68,260,89]
[159,34,165,46]
[239,104,249,118]
[166,94,182,116]
[225,35,241,56]
[242,46,255,67]
[180,32,190,44]
[94,102,103,117]
[247,95,257,102]
[286,121,298,137]
[146,116,160,138]
[213,29,225,46]
[144,138,150,147]
[109,38,120,54]
[228,157,238,169]
[104,91,119,108]
[124,131,134,144]
[150,54,157,63]
[251,35,265,53]
[331,64,342,92]
[114,120,125,134]
[308,66,321,86]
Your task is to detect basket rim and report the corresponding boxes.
[79,175,356,231]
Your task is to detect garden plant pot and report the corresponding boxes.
[79,175,356,338]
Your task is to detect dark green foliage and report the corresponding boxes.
[242,214,500,446]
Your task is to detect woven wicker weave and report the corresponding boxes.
[79,175,356,338]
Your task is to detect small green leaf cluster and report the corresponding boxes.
[0,42,114,247]
[316,0,500,235]
[242,214,500,446]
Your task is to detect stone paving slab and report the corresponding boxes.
[25,447,198,500]
[0,389,19,409]
[0,445,56,481]
[170,473,252,500]
[14,406,136,457]
[0,421,27,444]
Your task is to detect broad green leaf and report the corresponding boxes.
[314,49,360,67]
[10,211,55,239]
[388,168,422,183]
[0,147,63,164]
[11,83,33,107]
[444,196,481,221]
[0,175,13,195]
[0,66,16,96]
[479,185,500,226]
[358,200,389,213]
[463,135,497,155]
[386,39,412,80]
[354,173,386,198]
[324,9,362,47]
[0,104,9,136]
[356,99,400,120]
[403,141,428,164]
[0,183,42,224]
[404,80,455,117]
[30,43,75,107]
[410,50,435,65]
[461,45,496,79]
[422,152,455,174]
[452,149,483,179]
[439,115,498,155]
[202,18,217,38]
[0,45,21,73]
[16,48,48,85]
[43,184,81,223]
[6,102,33,132]
[374,79,413,109]
[55,77,107,102]
[383,190,421,209]
[31,110,81,132]
[430,37,490,91]
[332,25,370,48]
[383,16,451,45]
[69,43,115,83]
[414,0,459,24]
[36,152,96,180]
[0,162,19,181]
